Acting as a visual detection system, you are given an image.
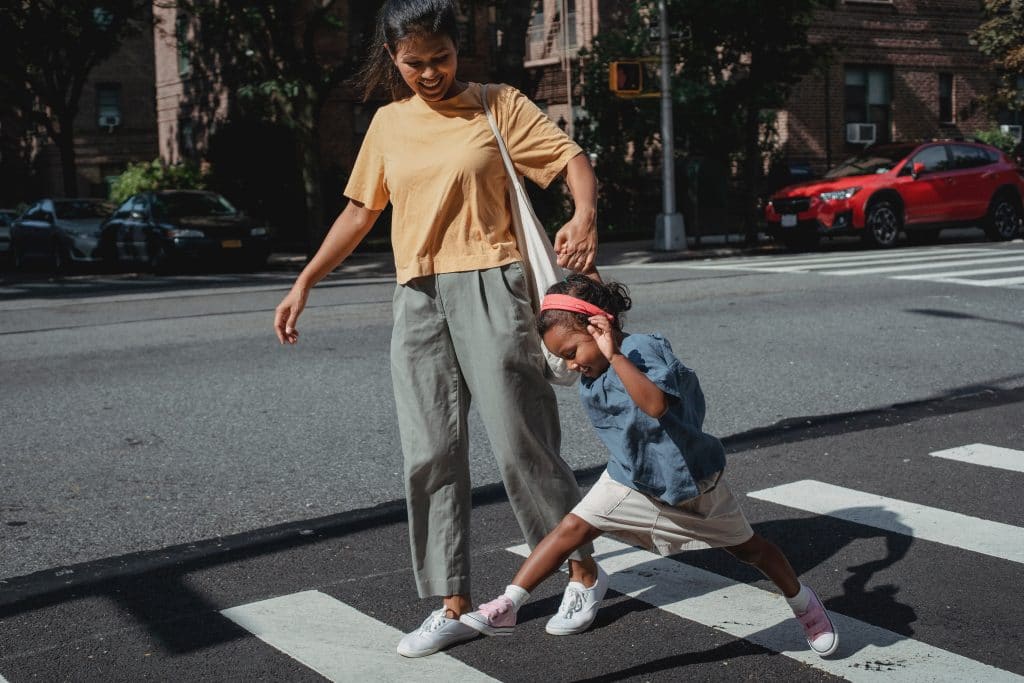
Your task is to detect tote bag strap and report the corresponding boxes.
[480,84,564,306]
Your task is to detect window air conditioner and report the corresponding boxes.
[1000,124,1023,143]
[846,123,876,144]
[99,113,122,129]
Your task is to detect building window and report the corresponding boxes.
[96,83,122,129]
[939,73,954,125]
[844,66,891,144]
[176,13,191,77]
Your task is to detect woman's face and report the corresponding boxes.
[542,324,610,379]
[389,33,459,101]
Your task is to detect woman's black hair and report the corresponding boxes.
[537,274,632,336]
[355,0,460,102]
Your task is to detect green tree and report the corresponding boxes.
[971,0,1024,113]
[0,1,149,196]
[108,159,207,204]
[576,0,832,239]
[168,1,354,252]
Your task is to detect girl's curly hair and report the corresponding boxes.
[536,274,632,336]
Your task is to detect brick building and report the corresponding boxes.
[779,0,997,174]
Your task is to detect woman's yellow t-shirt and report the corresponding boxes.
[344,82,584,284]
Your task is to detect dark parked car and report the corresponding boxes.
[101,190,271,271]
[10,199,114,270]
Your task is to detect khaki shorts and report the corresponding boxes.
[571,470,754,555]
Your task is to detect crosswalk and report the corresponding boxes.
[606,245,1024,290]
[2,440,1022,681]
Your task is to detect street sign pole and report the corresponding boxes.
[653,0,686,251]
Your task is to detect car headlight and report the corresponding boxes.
[167,228,205,238]
[250,227,268,237]
[819,187,860,202]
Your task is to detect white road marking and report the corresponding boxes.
[747,480,1024,564]
[509,538,1023,682]
[826,253,1024,275]
[221,590,496,682]
[0,673,10,682]
[930,443,1024,474]
[690,247,990,268]
[895,264,1024,280]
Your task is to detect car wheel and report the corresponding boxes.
[906,228,940,246]
[864,199,901,248]
[983,193,1022,241]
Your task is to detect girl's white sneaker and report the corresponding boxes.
[545,564,609,635]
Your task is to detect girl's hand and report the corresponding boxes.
[586,315,618,360]
[274,286,309,345]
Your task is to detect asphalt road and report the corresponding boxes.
[1,236,1022,681]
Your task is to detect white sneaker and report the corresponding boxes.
[545,564,609,635]
[396,608,479,658]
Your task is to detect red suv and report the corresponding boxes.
[764,141,1024,248]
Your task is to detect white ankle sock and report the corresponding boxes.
[504,584,530,610]
[786,584,812,614]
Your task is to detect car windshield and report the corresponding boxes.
[54,200,113,219]
[153,193,238,218]
[824,145,918,179]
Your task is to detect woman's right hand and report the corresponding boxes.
[274,286,309,345]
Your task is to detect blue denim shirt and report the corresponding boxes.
[579,334,726,505]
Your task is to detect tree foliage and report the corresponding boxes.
[971,0,1024,111]
[0,1,149,196]
[108,159,207,204]
[576,0,832,236]
[165,0,355,250]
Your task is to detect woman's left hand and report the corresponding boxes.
[553,209,597,273]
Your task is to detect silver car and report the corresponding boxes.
[10,198,114,270]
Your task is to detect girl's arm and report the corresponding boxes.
[553,153,598,274]
[274,199,382,344]
[609,354,670,419]
[587,316,669,419]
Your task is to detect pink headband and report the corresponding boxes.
[540,294,615,321]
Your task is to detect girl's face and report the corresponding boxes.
[542,324,610,379]
[389,33,460,102]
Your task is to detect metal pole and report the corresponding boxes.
[561,0,574,138]
[653,0,686,250]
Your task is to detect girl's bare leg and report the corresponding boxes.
[725,534,801,597]
[513,514,604,592]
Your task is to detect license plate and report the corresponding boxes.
[781,214,797,227]
[221,239,242,248]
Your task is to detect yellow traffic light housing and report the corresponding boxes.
[609,61,643,95]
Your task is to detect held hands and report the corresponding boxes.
[274,286,309,345]
[553,209,597,274]
[586,315,619,361]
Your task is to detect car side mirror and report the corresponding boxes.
[911,162,926,179]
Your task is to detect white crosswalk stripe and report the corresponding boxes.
[221,590,498,682]
[508,538,1024,682]
[604,245,1024,289]
[930,443,1024,473]
[748,479,1024,564]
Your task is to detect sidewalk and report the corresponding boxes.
[268,233,782,275]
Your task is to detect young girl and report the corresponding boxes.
[459,275,839,657]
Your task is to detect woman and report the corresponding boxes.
[273,0,603,657]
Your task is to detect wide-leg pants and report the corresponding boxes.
[391,262,592,598]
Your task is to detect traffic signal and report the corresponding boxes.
[609,61,643,95]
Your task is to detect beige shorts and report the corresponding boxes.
[571,470,754,555]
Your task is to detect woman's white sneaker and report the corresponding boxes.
[396,608,479,657]
[545,564,609,635]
